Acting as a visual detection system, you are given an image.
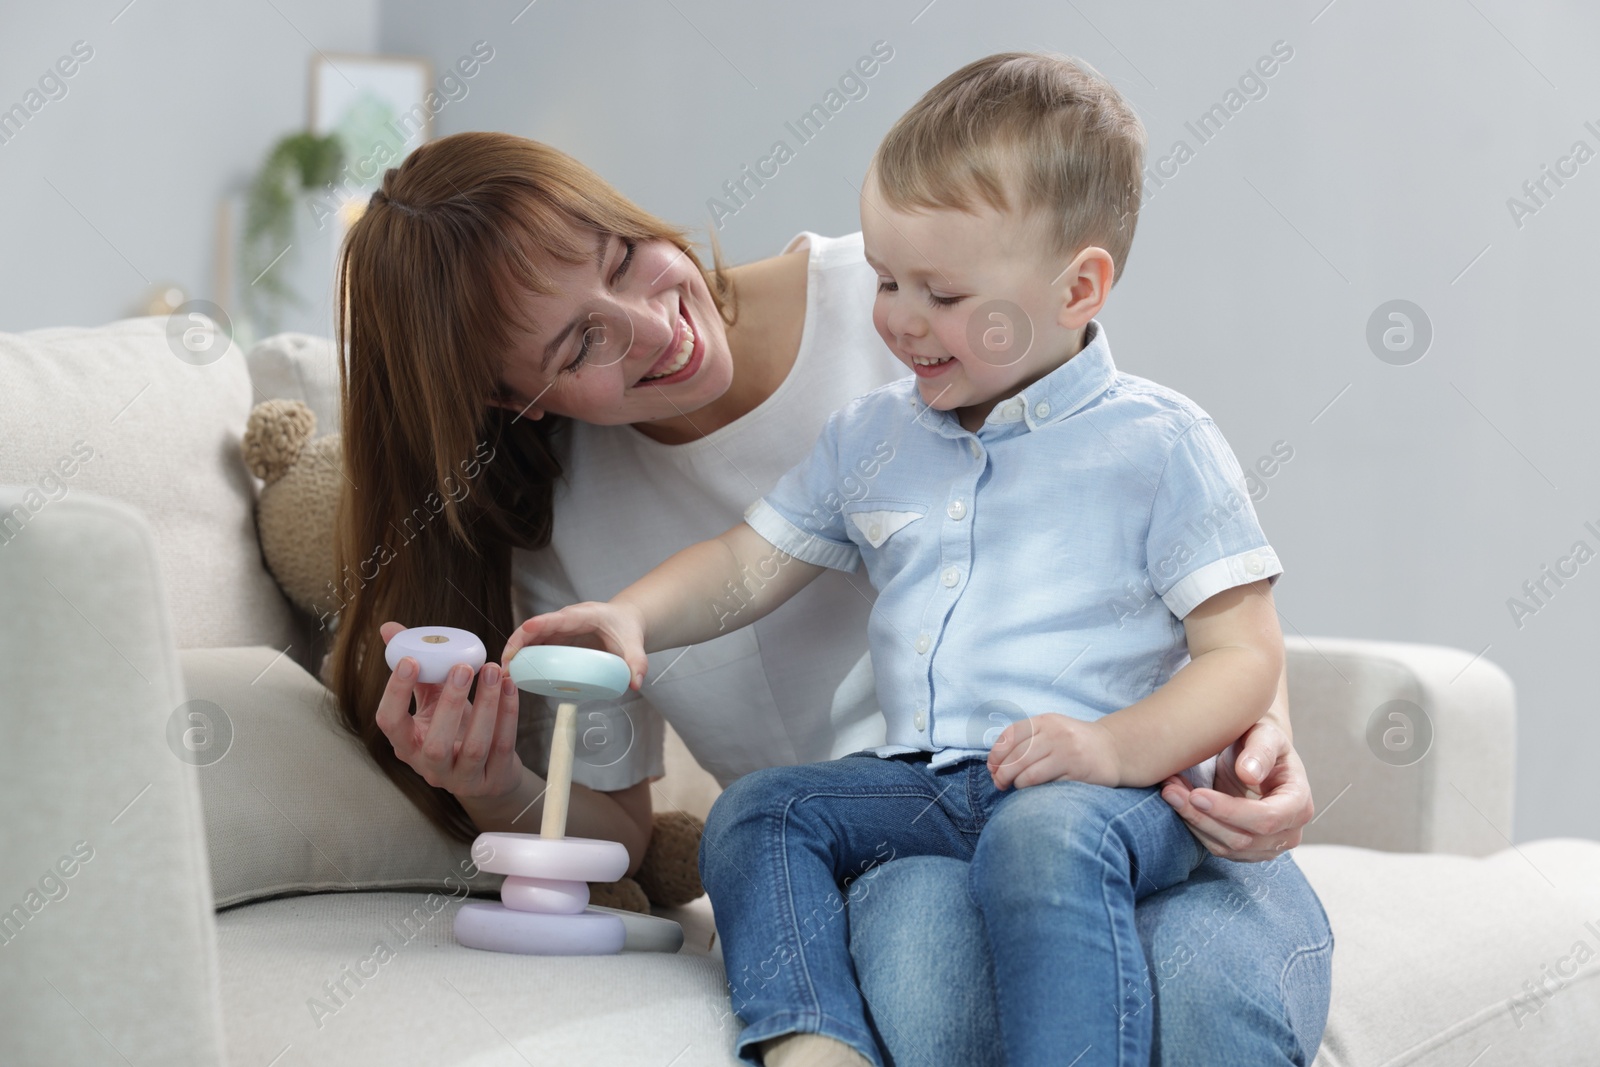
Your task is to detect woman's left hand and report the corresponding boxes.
[1160,718,1315,861]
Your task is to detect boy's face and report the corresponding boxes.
[860,173,1096,428]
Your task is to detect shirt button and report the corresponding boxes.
[967,439,981,458]
[1247,556,1264,575]
[946,499,966,520]
[941,567,959,588]
[914,710,927,731]
[1034,401,1051,419]
[914,633,931,654]
[867,522,882,542]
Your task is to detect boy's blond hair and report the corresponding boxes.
[872,52,1145,283]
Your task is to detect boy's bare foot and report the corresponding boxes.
[758,1032,872,1067]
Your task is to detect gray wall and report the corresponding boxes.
[5,0,1598,844]
[0,0,379,330]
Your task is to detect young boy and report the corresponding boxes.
[507,53,1285,1067]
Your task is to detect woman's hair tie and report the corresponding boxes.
[369,186,418,217]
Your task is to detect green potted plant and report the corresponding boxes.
[239,131,344,334]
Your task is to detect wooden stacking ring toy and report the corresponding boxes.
[453,643,679,955]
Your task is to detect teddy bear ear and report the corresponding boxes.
[242,399,317,484]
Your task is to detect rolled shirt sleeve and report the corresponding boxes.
[1144,417,1282,619]
[742,410,865,573]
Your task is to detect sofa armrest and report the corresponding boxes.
[655,635,1520,852]
[1287,635,1515,857]
[0,489,228,1065]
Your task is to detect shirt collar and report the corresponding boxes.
[916,318,1118,439]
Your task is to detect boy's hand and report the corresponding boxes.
[501,601,651,691]
[987,713,1121,790]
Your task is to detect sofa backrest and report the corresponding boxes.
[239,334,1519,855]
[0,317,297,652]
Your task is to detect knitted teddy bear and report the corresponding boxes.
[241,398,704,914]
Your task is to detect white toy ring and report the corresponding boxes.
[385,626,486,685]
[588,905,686,954]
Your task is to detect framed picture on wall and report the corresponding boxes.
[308,53,434,187]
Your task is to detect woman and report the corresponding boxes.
[331,131,1332,1065]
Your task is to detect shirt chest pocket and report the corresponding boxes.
[843,500,928,575]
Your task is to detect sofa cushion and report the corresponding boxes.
[208,844,1600,1067]
[0,316,296,651]
[181,645,499,908]
[1302,839,1600,1066]
[244,331,343,439]
[213,890,734,1066]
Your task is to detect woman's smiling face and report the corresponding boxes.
[491,222,733,427]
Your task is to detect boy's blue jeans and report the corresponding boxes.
[700,750,1210,1067]
[847,853,1332,1066]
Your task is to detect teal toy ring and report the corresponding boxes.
[507,644,631,701]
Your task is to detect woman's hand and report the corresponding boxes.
[1160,718,1316,861]
[374,620,525,800]
[501,601,651,691]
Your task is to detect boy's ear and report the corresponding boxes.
[1050,246,1116,330]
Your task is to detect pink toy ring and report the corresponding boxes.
[455,902,626,956]
[470,832,630,883]
[502,875,589,914]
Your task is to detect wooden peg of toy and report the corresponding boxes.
[505,644,632,839]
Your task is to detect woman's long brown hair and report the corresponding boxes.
[330,132,734,841]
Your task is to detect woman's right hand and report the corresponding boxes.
[374,620,525,800]
[501,601,650,691]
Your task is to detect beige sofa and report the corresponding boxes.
[4,318,1599,1066]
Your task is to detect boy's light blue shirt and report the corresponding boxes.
[743,319,1282,780]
